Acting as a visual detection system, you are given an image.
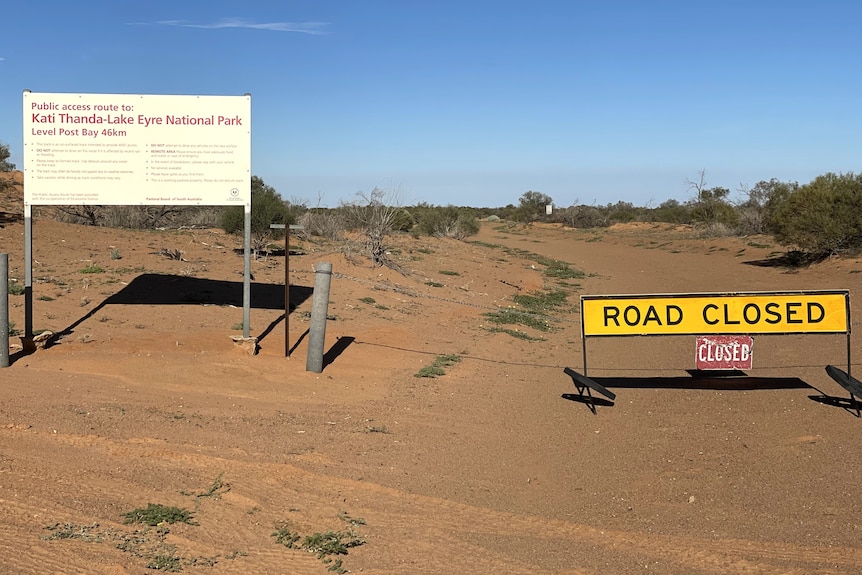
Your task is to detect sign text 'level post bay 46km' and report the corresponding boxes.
[23,92,250,206]
[581,291,850,337]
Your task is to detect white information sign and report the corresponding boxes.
[23,92,250,206]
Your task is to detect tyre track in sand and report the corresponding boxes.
[2,426,860,574]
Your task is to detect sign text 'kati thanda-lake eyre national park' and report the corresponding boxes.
[23,92,250,207]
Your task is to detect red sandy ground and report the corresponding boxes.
[2,171,862,574]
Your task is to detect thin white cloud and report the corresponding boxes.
[135,18,328,35]
[0,57,5,61]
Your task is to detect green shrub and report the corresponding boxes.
[221,176,291,249]
[414,205,480,239]
[121,503,196,526]
[648,199,692,224]
[414,354,461,378]
[554,205,607,228]
[770,172,862,255]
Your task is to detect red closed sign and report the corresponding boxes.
[696,335,753,370]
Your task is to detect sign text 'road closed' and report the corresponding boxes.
[581,291,849,337]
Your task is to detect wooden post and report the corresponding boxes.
[270,224,305,357]
[286,225,305,357]
[1,253,9,368]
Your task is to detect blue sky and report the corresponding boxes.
[2,1,860,208]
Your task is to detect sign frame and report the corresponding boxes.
[21,91,255,339]
[23,91,250,207]
[578,290,852,380]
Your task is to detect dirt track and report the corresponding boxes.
[2,178,862,574]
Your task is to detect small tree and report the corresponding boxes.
[342,187,401,267]
[685,170,738,230]
[221,175,291,256]
[736,179,799,235]
[514,191,553,223]
[0,141,15,194]
[0,141,14,172]
[769,172,862,255]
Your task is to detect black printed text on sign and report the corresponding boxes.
[581,291,849,337]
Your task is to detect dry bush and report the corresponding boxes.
[299,210,347,241]
[51,205,224,229]
[341,188,402,267]
[693,221,736,238]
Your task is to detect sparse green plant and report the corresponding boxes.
[231,322,244,331]
[484,308,551,332]
[303,529,366,559]
[110,249,122,260]
[180,473,230,499]
[439,270,459,276]
[486,327,546,341]
[37,295,55,301]
[359,296,376,304]
[113,266,147,274]
[42,523,103,542]
[121,503,197,526]
[147,554,181,572]
[415,354,461,378]
[415,364,446,378]
[7,321,19,336]
[42,520,212,572]
[535,257,584,280]
[79,264,105,274]
[272,516,366,574]
[425,281,443,288]
[272,522,302,548]
[513,290,568,313]
[338,512,367,526]
[365,425,390,434]
[7,281,24,295]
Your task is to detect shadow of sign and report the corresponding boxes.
[563,366,817,415]
[0,211,22,226]
[592,375,810,391]
[56,273,313,338]
[323,336,355,369]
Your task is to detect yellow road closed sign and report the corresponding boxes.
[581,291,849,337]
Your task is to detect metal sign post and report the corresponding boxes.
[270,224,305,356]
